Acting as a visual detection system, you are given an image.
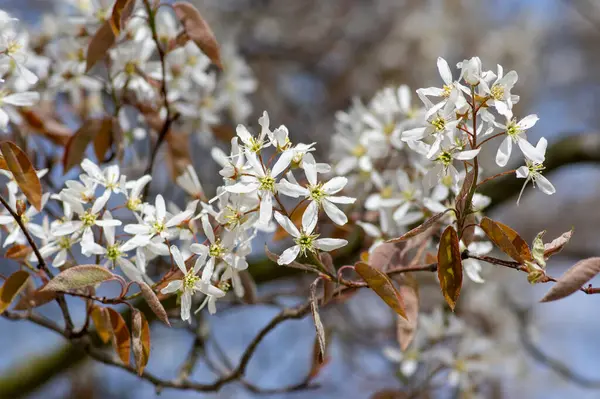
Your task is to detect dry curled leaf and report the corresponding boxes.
[42,265,115,292]
[63,118,112,172]
[387,210,450,243]
[544,228,574,259]
[132,309,150,375]
[138,282,170,326]
[355,262,407,319]
[0,270,30,314]
[107,307,131,365]
[540,257,600,302]
[309,279,326,364]
[395,274,419,351]
[437,226,462,311]
[0,141,43,211]
[172,2,222,68]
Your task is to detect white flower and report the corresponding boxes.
[495,113,543,167]
[225,150,293,225]
[81,159,125,195]
[124,175,151,212]
[383,346,421,378]
[278,161,355,226]
[457,56,483,86]
[416,57,465,118]
[0,192,48,247]
[461,239,493,283]
[160,245,225,320]
[176,164,205,200]
[0,90,40,128]
[0,167,47,195]
[273,207,348,265]
[0,16,39,84]
[481,64,518,117]
[515,137,555,204]
[424,144,480,189]
[236,111,271,154]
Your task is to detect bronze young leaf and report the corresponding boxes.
[540,257,600,302]
[0,141,43,211]
[355,262,407,319]
[437,226,462,311]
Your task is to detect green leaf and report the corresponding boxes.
[0,270,30,314]
[42,265,114,292]
[437,226,462,311]
[0,141,43,211]
[541,257,600,302]
[531,231,546,268]
[355,262,407,319]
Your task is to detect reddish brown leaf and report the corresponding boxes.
[13,287,58,310]
[131,309,150,375]
[369,242,404,272]
[355,262,407,319]
[395,274,419,351]
[86,21,116,72]
[19,108,72,146]
[172,2,222,68]
[456,167,476,216]
[91,306,112,344]
[93,118,114,162]
[0,270,30,314]
[5,244,32,260]
[544,228,574,259]
[109,0,135,36]
[63,118,112,172]
[480,217,532,263]
[138,282,170,326]
[107,307,131,365]
[541,257,600,302]
[387,210,450,243]
[309,279,326,364]
[0,155,7,170]
[0,141,43,211]
[165,130,192,180]
[308,334,330,379]
[437,226,462,311]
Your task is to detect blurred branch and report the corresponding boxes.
[480,133,600,208]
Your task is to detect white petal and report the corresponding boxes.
[170,245,187,273]
[518,114,539,129]
[327,195,355,204]
[535,174,556,195]
[190,243,209,260]
[155,195,166,221]
[304,160,318,186]
[259,194,273,225]
[454,148,481,160]
[313,238,348,251]
[517,138,545,164]
[302,201,319,234]
[274,211,300,237]
[271,150,293,177]
[201,215,215,243]
[515,166,529,179]
[180,291,192,321]
[437,57,453,85]
[322,200,348,225]
[160,280,183,294]
[322,176,347,195]
[277,245,301,265]
[496,136,512,167]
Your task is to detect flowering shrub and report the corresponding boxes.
[0,1,597,396]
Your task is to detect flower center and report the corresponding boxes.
[58,236,72,249]
[183,272,199,291]
[127,197,142,211]
[124,61,137,76]
[209,239,226,258]
[6,41,22,56]
[491,84,504,100]
[308,184,326,203]
[437,151,453,167]
[527,161,545,174]
[20,214,30,224]
[152,221,166,234]
[380,186,394,199]
[258,175,276,192]
[248,137,263,153]
[295,232,319,256]
[223,207,243,228]
[383,123,396,136]
[106,244,122,261]
[81,211,97,227]
[431,117,446,132]
[351,144,367,157]
[442,84,453,98]
[506,120,521,139]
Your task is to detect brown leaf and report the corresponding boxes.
[93,118,114,162]
[544,228,574,259]
[0,270,30,314]
[86,20,116,72]
[172,2,222,68]
[387,210,450,243]
[165,130,191,180]
[369,242,404,272]
[211,124,235,142]
[63,118,112,172]
[13,286,58,310]
[355,262,407,319]
[138,282,170,326]
[437,226,462,311]
[309,279,326,364]
[131,309,150,375]
[540,257,600,302]
[308,334,330,379]
[5,244,32,260]
[91,306,112,344]
[109,0,135,36]
[19,108,72,146]
[480,217,532,263]
[370,390,408,399]
[42,265,115,292]
[0,155,7,170]
[107,307,131,365]
[0,141,43,211]
[395,274,419,351]
[455,167,476,216]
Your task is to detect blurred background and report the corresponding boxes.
[3,0,600,397]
